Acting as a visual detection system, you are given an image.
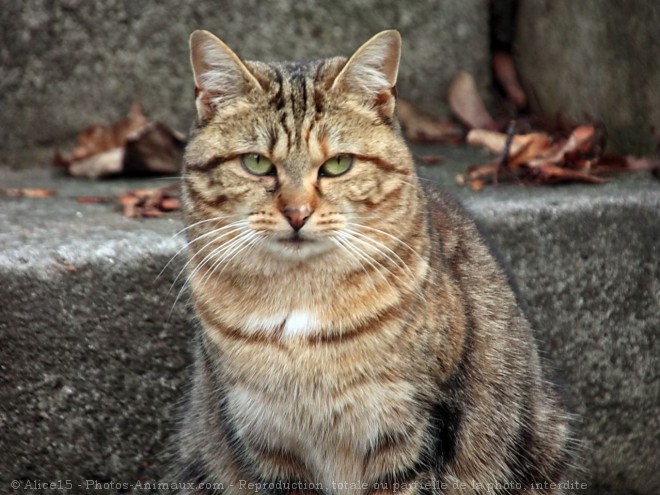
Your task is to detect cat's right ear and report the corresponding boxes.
[331,30,401,118]
[189,30,262,120]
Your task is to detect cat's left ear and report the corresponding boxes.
[332,30,401,118]
[189,30,263,120]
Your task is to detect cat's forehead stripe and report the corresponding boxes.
[260,62,327,167]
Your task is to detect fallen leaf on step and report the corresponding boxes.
[1,188,56,198]
[467,128,551,168]
[492,52,527,109]
[53,103,147,171]
[53,103,185,179]
[76,196,115,204]
[119,185,181,218]
[66,148,124,179]
[448,71,496,129]
[461,122,657,188]
[415,155,443,165]
[396,100,463,143]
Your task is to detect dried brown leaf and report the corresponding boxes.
[396,100,463,143]
[67,148,124,179]
[530,163,607,184]
[57,260,77,273]
[468,178,486,191]
[76,196,115,204]
[448,71,495,129]
[467,162,500,181]
[1,188,56,198]
[54,103,185,179]
[415,155,443,165]
[55,103,147,169]
[119,193,141,218]
[467,129,552,168]
[160,197,182,211]
[624,156,659,172]
[463,120,655,188]
[123,123,186,175]
[119,185,181,218]
[492,52,527,109]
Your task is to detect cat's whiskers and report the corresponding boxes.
[167,222,249,314]
[344,229,426,302]
[330,236,383,293]
[182,228,254,293]
[200,230,262,287]
[168,227,248,316]
[341,230,422,299]
[348,222,428,266]
[159,219,248,280]
[346,229,416,281]
[172,214,242,238]
[333,231,398,294]
[328,237,373,287]
[167,221,248,290]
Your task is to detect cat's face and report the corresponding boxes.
[183,30,420,275]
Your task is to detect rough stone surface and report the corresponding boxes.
[515,0,660,154]
[1,148,659,494]
[0,0,489,166]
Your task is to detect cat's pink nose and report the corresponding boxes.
[282,206,312,231]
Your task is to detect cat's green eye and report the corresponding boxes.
[319,154,354,178]
[241,154,276,176]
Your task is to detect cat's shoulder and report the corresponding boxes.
[418,180,481,247]
[419,179,521,296]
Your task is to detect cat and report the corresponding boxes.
[174,29,572,494]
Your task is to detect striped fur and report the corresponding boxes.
[175,30,571,494]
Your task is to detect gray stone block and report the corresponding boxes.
[515,0,660,154]
[0,0,489,165]
[1,148,658,494]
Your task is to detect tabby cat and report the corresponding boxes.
[175,29,571,494]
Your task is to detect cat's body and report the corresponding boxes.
[175,30,571,494]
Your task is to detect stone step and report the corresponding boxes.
[1,145,658,494]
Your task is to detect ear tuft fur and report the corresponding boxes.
[189,30,261,119]
[332,30,401,105]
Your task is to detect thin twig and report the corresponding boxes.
[496,120,517,185]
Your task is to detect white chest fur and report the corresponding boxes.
[224,376,418,492]
[243,310,323,338]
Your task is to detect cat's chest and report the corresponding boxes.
[242,309,323,338]
[226,380,416,490]
[220,340,420,490]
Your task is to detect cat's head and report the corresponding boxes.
[183,30,422,275]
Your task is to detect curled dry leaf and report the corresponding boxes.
[529,163,606,184]
[119,185,181,218]
[67,148,124,179]
[56,259,77,273]
[492,52,527,109]
[415,155,443,165]
[396,100,463,143]
[468,178,486,191]
[123,123,186,176]
[622,156,659,172]
[462,123,656,188]
[1,188,56,198]
[448,71,496,130]
[54,103,185,179]
[76,196,115,204]
[467,129,551,168]
[54,103,147,171]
